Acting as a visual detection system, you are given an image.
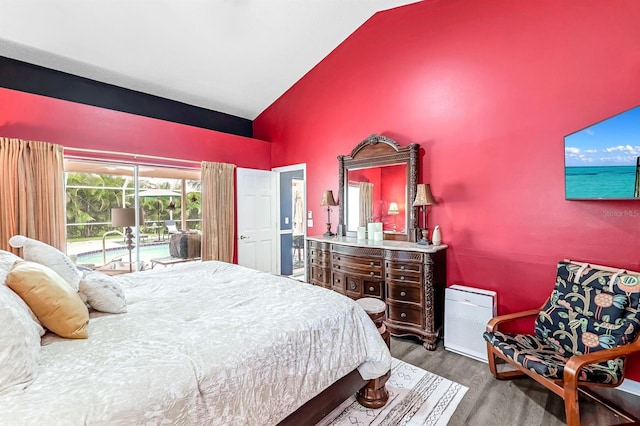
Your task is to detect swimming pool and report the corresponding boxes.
[77,243,170,266]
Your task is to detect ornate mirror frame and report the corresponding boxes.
[337,134,419,242]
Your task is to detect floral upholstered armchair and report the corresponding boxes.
[483,260,640,426]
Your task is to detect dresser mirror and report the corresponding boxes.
[337,134,419,241]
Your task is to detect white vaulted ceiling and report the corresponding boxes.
[0,0,418,120]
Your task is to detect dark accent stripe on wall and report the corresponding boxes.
[0,56,253,138]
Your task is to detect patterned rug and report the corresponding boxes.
[317,358,468,426]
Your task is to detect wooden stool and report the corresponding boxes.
[356,297,390,349]
[356,297,390,409]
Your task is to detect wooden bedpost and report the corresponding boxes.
[355,298,390,409]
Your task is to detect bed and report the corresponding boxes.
[0,251,391,425]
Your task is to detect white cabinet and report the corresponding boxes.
[444,285,496,362]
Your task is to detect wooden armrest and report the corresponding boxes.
[486,307,543,333]
[564,338,640,384]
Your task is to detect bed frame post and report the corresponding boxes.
[356,298,390,408]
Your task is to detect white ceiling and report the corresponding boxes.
[0,0,417,120]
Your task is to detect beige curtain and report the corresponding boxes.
[359,182,374,227]
[0,138,66,253]
[201,161,236,262]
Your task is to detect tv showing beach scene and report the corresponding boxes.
[565,105,640,200]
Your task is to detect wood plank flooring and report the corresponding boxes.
[390,336,639,426]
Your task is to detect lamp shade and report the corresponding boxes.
[387,202,400,215]
[111,208,144,227]
[321,190,338,207]
[412,184,437,207]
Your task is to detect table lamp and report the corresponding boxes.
[321,190,338,237]
[412,184,437,245]
[111,208,144,272]
[387,202,400,232]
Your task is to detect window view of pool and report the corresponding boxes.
[77,244,170,266]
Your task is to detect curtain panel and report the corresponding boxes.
[201,161,236,262]
[0,138,66,253]
[359,182,374,227]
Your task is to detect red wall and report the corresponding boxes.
[0,88,271,169]
[255,1,640,376]
[0,88,272,264]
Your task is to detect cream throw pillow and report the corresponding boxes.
[9,235,82,291]
[6,261,89,339]
[79,271,127,314]
[0,249,22,285]
[0,285,42,392]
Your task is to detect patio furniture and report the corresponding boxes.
[164,220,181,237]
[169,232,201,259]
[150,256,201,269]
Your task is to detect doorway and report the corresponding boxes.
[273,164,306,280]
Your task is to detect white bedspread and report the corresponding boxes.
[0,261,391,425]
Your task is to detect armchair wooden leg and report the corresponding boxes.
[564,385,580,426]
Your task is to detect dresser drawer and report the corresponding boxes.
[310,265,330,286]
[332,271,346,293]
[385,269,421,285]
[333,252,381,267]
[333,253,382,278]
[385,259,422,274]
[310,254,329,268]
[363,280,384,299]
[387,284,422,304]
[310,248,330,261]
[388,301,423,327]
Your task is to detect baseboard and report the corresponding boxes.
[616,379,640,396]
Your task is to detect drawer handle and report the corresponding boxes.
[349,281,357,290]
[400,291,406,297]
[370,261,374,266]
[401,312,407,318]
[336,265,340,269]
[369,286,375,291]
[401,266,405,270]
[370,272,375,276]
[400,276,405,281]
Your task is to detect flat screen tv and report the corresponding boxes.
[564,105,640,200]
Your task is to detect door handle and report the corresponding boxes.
[240,235,250,240]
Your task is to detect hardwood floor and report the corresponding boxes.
[390,336,640,426]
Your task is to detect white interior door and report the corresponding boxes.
[236,168,277,273]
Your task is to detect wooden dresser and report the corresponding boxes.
[307,236,447,350]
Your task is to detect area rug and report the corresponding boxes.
[317,358,468,426]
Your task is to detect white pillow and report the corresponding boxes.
[0,249,22,285]
[79,270,127,314]
[9,235,82,291]
[0,285,43,393]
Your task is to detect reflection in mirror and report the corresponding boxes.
[346,164,407,233]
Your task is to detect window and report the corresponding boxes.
[64,159,200,266]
